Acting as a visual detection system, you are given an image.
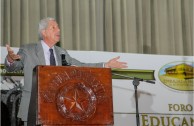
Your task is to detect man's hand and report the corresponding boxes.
[6,44,21,63]
[105,56,128,68]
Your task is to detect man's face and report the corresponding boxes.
[42,20,60,45]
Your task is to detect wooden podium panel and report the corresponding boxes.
[34,66,113,125]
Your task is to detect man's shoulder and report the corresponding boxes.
[21,43,38,49]
[19,42,40,53]
[54,45,67,53]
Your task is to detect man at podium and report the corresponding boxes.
[5,17,127,125]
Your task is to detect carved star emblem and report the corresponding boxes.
[63,88,89,113]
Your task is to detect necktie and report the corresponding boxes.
[49,48,56,66]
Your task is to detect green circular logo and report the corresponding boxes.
[158,62,194,91]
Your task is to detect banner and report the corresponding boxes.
[1,46,193,126]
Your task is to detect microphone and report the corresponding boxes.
[61,54,70,66]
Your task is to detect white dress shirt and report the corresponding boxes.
[41,40,58,65]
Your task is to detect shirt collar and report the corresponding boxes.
[41,40,54,50]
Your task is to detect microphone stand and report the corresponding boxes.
[112,73,155,126]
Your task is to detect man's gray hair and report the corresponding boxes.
[38,17,56,40]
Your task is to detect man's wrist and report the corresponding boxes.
[104,63,109,68]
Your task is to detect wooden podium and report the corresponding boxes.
[28,66,113,126]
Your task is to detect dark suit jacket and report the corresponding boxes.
[5,42,103,121]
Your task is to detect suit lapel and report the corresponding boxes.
[36,42,46,65]
[54,46,62,66]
